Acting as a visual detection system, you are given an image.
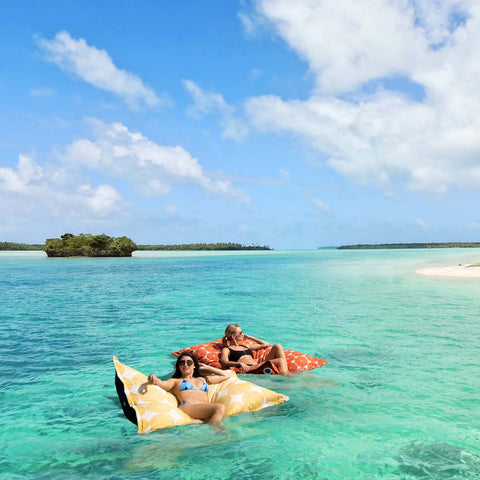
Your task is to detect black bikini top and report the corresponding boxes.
[228,346,254,362]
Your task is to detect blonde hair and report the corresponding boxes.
[223,323,240,347]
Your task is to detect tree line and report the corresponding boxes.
[137,242,271,251]
[337,242,480,249]
[0,238,270,253]
[0,242,43,250]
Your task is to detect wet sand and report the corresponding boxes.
[416,264,480,277]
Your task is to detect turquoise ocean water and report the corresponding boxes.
[1,248,479,479]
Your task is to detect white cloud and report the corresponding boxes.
[183,79,248,141]
[416,218,429,229]
[0,121,250,239]
[249,0,428,94]
[78,184,123,216]
[0,154,124,219]
[36,31,161,108]
[310,197,330,211]
[249,0,472,93]
[183,79,228,117]
[0,155,44,193]
[0,120,249,238]
[238,11,258,35]
[409,0,471,46]
[64,119,250,203]
[243,0,480,194]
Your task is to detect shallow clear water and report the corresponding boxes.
[1,249,479,479]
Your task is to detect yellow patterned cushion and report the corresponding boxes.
[113,356,288,434]
[208,369,289,416]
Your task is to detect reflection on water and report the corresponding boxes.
[254,372,341,392]
[124,422,271,473]
[396,441,480,479]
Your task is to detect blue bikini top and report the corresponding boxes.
[179,378,209,393]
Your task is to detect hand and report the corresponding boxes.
[238,362,250,371]
[147,374,158,385]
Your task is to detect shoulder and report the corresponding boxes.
[161,377,181,391]
[194,375,209,386]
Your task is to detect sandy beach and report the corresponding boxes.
[416,264,480,277]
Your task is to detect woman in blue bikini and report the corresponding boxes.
[147,352,231,426]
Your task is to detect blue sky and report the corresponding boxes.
[1,0,480,248]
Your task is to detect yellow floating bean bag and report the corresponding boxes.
[113,356,289,434]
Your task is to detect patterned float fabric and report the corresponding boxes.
[172,340,328,374]
[240,360,279,374]
[253,346,328,373]
[114,356,197,433]
[171,339,225,368]
[113,356,288,433]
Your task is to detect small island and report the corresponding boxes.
[44,233,137,257]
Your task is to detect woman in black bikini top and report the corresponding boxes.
[228,345,254,362]
[220,323,289,374]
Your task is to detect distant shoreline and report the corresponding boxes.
[3,240,480,251]
[0,242,43,251]
[0,241,271,252]
[136,243,271,251]
[337,242,480,250]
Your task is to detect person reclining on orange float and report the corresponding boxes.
[220,324,289,375]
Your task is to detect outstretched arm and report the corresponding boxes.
[244,333,269,351]
[199,363,232,384]
[147,374,177,392]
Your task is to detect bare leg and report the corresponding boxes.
[179,402,226,425]
[266,343,289,374]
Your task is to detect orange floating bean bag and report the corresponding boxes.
[172,339,327,374]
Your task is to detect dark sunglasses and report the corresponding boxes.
[179,360,194,366]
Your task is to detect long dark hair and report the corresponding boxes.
[172,352,201,378]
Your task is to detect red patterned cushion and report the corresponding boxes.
[253,346,327,372]
[172,339,224,368]
[172,340,327,374]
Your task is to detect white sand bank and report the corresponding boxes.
[416,264,480,278]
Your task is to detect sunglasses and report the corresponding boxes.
[179,360,194,366]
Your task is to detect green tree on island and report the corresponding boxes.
[44,233,137,257]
